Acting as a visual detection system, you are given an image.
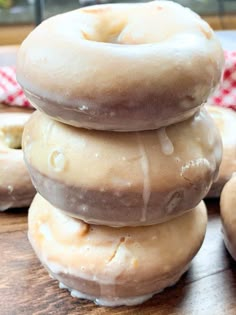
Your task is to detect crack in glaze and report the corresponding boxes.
[107,237,126,264]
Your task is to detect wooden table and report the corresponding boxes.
[1,200,236,315]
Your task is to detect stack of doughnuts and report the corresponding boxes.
[17,1,223,306]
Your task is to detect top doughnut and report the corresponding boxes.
[16,1,224,131]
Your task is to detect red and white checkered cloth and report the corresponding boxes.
[0,53,236,110]
[0,66,31,108]
[208,51,236,110]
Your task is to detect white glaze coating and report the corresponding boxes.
[59,282,156,306]
[220,176,236,260]
[157,128,174,156]
[28,194,207,306]
[0,201,14,211]
[17,1,224,131]
[60,266,190,306]
[48,149,66,173]
[0,112,30,148]
[23,109,222,226]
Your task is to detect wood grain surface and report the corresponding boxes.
[0,199,236,315]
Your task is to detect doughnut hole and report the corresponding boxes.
[79,12,127,44]
[0,125,23,149]
[79,2,211,44]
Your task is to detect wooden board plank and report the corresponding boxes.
[0,208,27,233]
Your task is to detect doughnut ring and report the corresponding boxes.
[16,1,224,131]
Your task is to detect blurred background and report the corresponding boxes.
[0,0,236,45]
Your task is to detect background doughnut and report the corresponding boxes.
[220,175,236,260]
[0,107,35,210]
[206,105,236,198]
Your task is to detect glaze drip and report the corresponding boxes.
[48,149,66,172]
[157,128,174,156]
[136,133,150,222]
[59,281,154,307]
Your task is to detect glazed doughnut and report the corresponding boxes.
[0,107,35,210]
[23,109,221,226]
[220,175,236,260]
[16,1,224,131]
[206,105,236,198]
[28,194,207,306]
